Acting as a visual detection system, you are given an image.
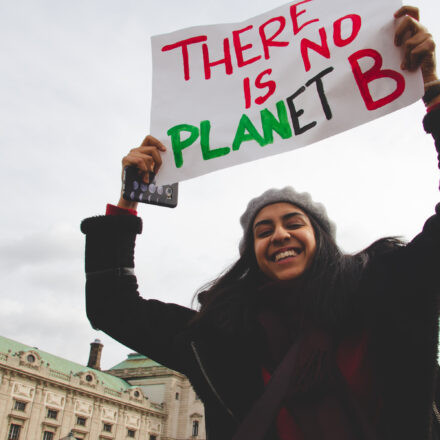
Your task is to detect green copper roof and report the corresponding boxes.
[0,335,130,392]
[109,352,162,370]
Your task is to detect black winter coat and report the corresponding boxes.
[81,109,440,440]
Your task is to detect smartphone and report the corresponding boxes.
[122,166,178,208]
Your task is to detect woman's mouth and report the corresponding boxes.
[272,248,302,262]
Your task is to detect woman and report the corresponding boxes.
[81,6,440,440]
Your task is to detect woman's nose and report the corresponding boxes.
[271,226,291,242]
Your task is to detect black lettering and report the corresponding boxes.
[286,86,317,135]
[305,66,334,120]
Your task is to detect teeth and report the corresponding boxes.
[274,249,298,262]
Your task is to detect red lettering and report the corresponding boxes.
[202,38,233,80]
[290,0,319,35]
[243,77,251,109]
[333,14,362,47]
[300,27,330,72]
[348,49,405,111]
[161,35,207,81]
[255,69,276,105]
[233,25,261,67]
[259,17,289,60]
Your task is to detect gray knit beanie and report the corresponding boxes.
[239,187,336,255]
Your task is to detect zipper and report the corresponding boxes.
[190,340,238,422]
[433,402,440,425]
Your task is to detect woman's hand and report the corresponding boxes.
[117,135,167,210]
[394,6,437,82]
[394,6,439,107]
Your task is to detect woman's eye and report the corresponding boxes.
[287,223,302,229]
[257,230,272,238]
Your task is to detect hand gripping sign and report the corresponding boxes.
[150,0,423,185]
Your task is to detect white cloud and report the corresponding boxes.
[0,225,80,271]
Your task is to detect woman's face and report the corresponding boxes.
[253,202,317,281]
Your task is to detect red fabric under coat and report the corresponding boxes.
[262,332,376,440]
[106,203,137,216]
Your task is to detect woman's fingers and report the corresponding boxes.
[122,151,151,172]
[122,136,167,183]
[394,8,437,83]
[394,14,426,47]
[408,37,436,73]
[394,5,420,21]
[140,135,167,152]
[135,146,163,172]
[401,31,434,70]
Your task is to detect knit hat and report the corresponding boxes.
[239,187,336,255]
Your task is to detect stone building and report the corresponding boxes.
[107,353,205,440]
[0,335,205,440]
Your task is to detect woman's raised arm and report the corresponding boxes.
[117,134,167,210]
[394,5,439,107]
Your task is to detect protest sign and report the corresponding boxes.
[150,0,423,185]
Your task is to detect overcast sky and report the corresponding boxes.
[1,0,439,371]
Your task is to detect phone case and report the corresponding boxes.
[122,166,178,208]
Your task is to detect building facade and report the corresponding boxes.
[0,336,205,440]
[108,354,205,440]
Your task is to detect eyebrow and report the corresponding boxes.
[253,212,306,230]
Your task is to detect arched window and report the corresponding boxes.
[192,420,199,437]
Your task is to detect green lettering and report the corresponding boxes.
[200,120,230,160]
[232,114,266,151]
[167,124,199,168]
[261,100,292,144]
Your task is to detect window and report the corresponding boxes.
[26,354,36,363]
[76,416,86,426]
[47,409,58,419]
[175,392,179,400]
[192,420,199,437]
[43,432,54,440]
[149,436,156,440]
[103,423,112,432]
[14,400,26,411]
[127,429,135,437]
[8,424,21,440]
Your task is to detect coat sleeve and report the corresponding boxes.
[400,107,440,283]
[80,215,196,373]
[363,108,440,310]
[357,110,440,438]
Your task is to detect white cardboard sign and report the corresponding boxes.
[150,0,423,184]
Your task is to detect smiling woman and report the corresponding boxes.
[81,6,440,440]
[251,200,318,281]
[253,202,317,281]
